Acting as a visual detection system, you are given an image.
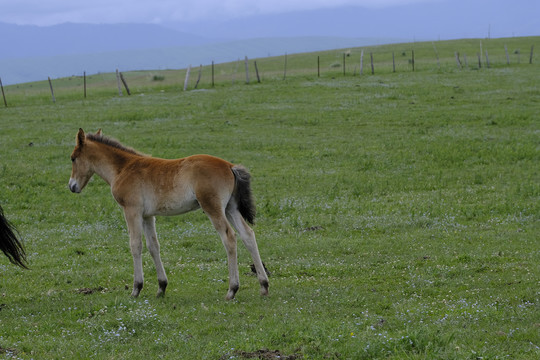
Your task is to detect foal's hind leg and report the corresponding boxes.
[201,204,240,300]
[227,207,269,296]
[143,216,168,297]
[215,216,240,300]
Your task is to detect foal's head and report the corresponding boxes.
[68,128,100,193]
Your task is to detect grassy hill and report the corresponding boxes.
[3,36,538,104]
[0,37,539,359]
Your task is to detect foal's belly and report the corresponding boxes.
[149,198,200,216]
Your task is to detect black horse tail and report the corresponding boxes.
[0,205,28,269]
[231,165,256,225]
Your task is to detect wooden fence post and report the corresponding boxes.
[343,53,346,76]
[115,69,123,96]
[194,65,203,89]
[184,65,191,91]
[392,52,396,73]
[232,59,239,84]
[244,56,250,84]
[48,77,56,103]
[360,50,364,75]
[412,50,415,71]
[317,56,320,77]
[504,45,510,65]
[530,45,534,64]
[283,53,288,80]
[455,52,462,69]
[119,72,131,95]
[0,77,7,107]
[433,42,440,69]
[83,72,87,98]
[254,61,261,83]
[479,41,483,68]
[370,53,374,75]
[212,61,215,88]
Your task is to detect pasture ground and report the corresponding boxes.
[1,37,539,359]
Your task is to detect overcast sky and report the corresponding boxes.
[0,0,532,26]
[0,1,438,25]
[0,0,537,41]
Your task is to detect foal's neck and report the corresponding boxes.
[91,141,141,186]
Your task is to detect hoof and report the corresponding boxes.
[260,284,269,297]
[131,282,143,297]
[157,280,168,298]
[225,284,239,301]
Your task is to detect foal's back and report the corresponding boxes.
[113,154,236,217]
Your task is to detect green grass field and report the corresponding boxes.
[1,37,539,359]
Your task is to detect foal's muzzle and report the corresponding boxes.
[68,178,80,193]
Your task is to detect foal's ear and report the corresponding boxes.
[76,128,85,147]
[96,129,102,136]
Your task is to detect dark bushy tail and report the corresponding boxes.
[231,165,256,225]
[0,205,28,269]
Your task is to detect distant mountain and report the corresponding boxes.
[0,21,402,85]
[165,4,538,41]
[0,22,211,60]
[1,1,535,85]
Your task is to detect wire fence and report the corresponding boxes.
[1,39,537,107]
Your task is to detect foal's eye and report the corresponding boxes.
[71,157,75,163]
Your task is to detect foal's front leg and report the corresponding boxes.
[124,209,144,297]
[143,216,168,297]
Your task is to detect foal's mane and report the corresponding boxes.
[86,132,146,156]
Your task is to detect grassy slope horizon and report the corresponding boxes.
[3,35,539,98]
[0,36,539,359]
